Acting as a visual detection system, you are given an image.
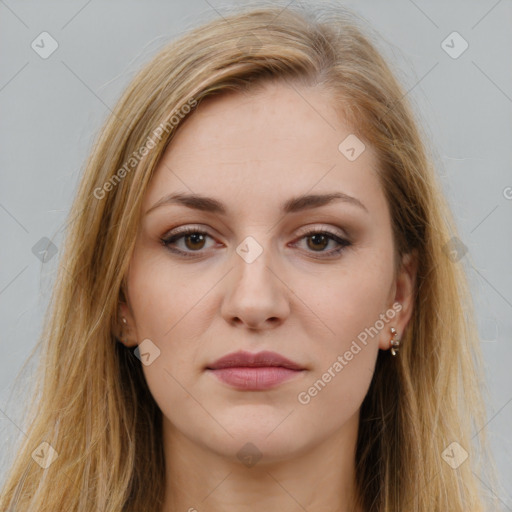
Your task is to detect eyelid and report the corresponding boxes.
[162,223,210,237]
[294,223,348,238]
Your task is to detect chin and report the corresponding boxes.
[208,421,310,461]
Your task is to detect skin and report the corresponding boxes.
[118,80,417,512]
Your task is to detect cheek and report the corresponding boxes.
[291,248,393,416]
[298,246,394,353]
[125,248,213,415]
[126,246,210,341]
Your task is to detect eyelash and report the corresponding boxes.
[160,225,352,259]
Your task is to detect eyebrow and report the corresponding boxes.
[145,191,369,216]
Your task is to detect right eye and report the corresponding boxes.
[161,227,217,257]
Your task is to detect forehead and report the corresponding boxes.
[143,81,385,219]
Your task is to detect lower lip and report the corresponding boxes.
[206,367,304,390]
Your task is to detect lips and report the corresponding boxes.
[205,350,306,390]
[205,350,305,371]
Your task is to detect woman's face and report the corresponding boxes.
[121,81,416,463]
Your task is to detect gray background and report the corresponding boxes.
[1,0,511,507]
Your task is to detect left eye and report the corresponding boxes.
[293,230,351,256]
[161,228,351,258]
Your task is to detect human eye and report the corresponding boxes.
[291,225,352,259]
[160,224,352,260]
[160,225,217,257]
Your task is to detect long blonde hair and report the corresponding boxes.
[0,3,500,511]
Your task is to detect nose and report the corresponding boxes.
[220,242,290,330]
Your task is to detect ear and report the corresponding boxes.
[116,300,138,348]
[379,249,418,350]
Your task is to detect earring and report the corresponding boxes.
[390,327,400,356]
[119,316,127,341]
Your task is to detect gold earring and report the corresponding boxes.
[390,327,400,356]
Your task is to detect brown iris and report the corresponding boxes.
[306,233,329,251]
[184,233,207,250]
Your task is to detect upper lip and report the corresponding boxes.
[206,350,305,371]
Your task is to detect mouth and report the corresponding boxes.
[205,350,306,391]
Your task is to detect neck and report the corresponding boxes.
[160,411,363,512]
